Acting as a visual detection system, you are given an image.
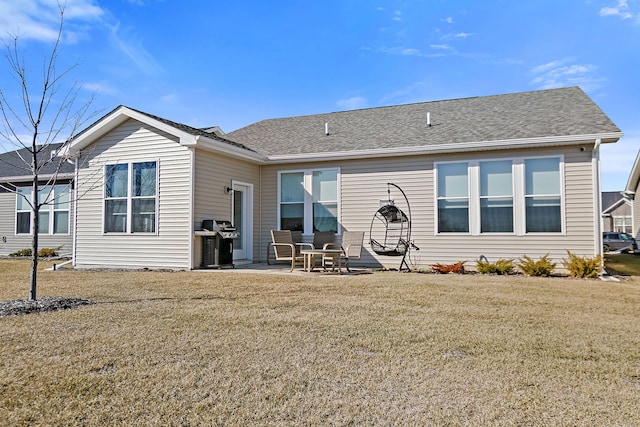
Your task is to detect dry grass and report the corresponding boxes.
[1,259,639,426]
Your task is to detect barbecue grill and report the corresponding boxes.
[200,219,238,268]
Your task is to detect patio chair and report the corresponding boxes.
[267,230,311,271]
[325,231,364,272]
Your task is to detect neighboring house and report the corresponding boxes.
[0,143,74,256]
[63,86,621,270]
[601,191,633,233]
[624,150,640,240]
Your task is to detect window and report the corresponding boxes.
[437,162,469,232]
[15,184,71,235]
[480,160,513,233]
[525,158,561,233]
[278,168,338,234]
[613,216,633,234]
[435,156,563,235]
[104,161,157,233]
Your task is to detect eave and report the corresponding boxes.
[265,132,623,164]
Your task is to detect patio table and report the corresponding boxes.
[300,249,343,273]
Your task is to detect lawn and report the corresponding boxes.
[1,259,639,426]
[605,253,640,277]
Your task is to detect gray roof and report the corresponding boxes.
[225,87,621,156]
[0,143,74,182]
[601,191,624,211]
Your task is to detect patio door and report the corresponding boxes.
[232,182,252,261]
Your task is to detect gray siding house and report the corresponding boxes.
[624,150,640,240]
[0,144,74,256]
[63,86,621,270]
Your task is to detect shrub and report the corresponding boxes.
[562,250,602,278]
[518,254,556,277]
[476,258,514,275]
[9,248,32,257]
[38,247,59,257]
[431,261,465,274]
[9,247,59,258]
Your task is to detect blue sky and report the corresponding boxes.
[0,0,638,190]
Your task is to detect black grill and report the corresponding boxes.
[200,219,238,268]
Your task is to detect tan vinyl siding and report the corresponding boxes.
[0,187,74,257]
[192,148,260,267]
[634,182,640,240]
[74,119,192,269]
[259,144,598,270]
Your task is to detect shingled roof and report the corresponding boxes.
[225,87,621,157]
[0,143,74,182]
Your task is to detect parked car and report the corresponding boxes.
[602,232,638,253]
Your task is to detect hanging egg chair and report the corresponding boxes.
[369,183,418,271]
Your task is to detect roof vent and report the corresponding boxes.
[325,122,329,136]
[427,112,432,127]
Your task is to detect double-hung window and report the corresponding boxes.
[479,160,513,233]
[104,161,157,233]
[15,185,71,235]
[436,156,562,235]
[278,168,338,234]
[524,158,561,233]
[436,162,469,233]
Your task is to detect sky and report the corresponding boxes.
[0,0,638,191]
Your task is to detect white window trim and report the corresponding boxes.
[434,155,565,236]
[103,160,159,235]
[14,184,71,236]
[277,167,341,236]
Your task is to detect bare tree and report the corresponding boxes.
[0,4,95,300]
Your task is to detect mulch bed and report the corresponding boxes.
[0,297,95,317]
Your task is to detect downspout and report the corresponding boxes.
[592,138,603,261]
[188,147,195,269]
[72,156,79,267]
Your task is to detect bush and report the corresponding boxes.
[9,247,59,257]
[476,258,514,275]
[562,250,602,278]
[38,247,59,257]
[9,248,32,257]
[518,254,556,277]
[431,261,465,274]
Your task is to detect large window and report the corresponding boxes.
[525,158,561,233]
[436,156,562,235]
[104,161,157,233]
[15,184,71,235]
[480,160,513,233]
[279,168,338,234]
[437,162,469,232]
[613,216,633,234]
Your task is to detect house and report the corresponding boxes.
[0,143,74,256]
[53,86,623,269]
[624,150,640,240]
[601,191,633,233]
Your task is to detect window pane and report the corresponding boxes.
[54,185,70,209]
[480,198,513,232]
[53,211,69,234]
[132,199,156,232]
[105,200,127,232]
[38,187,53,205]
[17,188,32,210]
[16,212,31,234]
[280,203,304,231]
[480,161,512,196]
[133,162,157,197]
[38,211,50,234]
[281,172,304,203]
[438,199,469,232]
[312,170,337,202]
[106,164,128,198]
[313,202,337,232]
[438,163,468,198]
[526,196,561,232]
[525,158,560,195]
